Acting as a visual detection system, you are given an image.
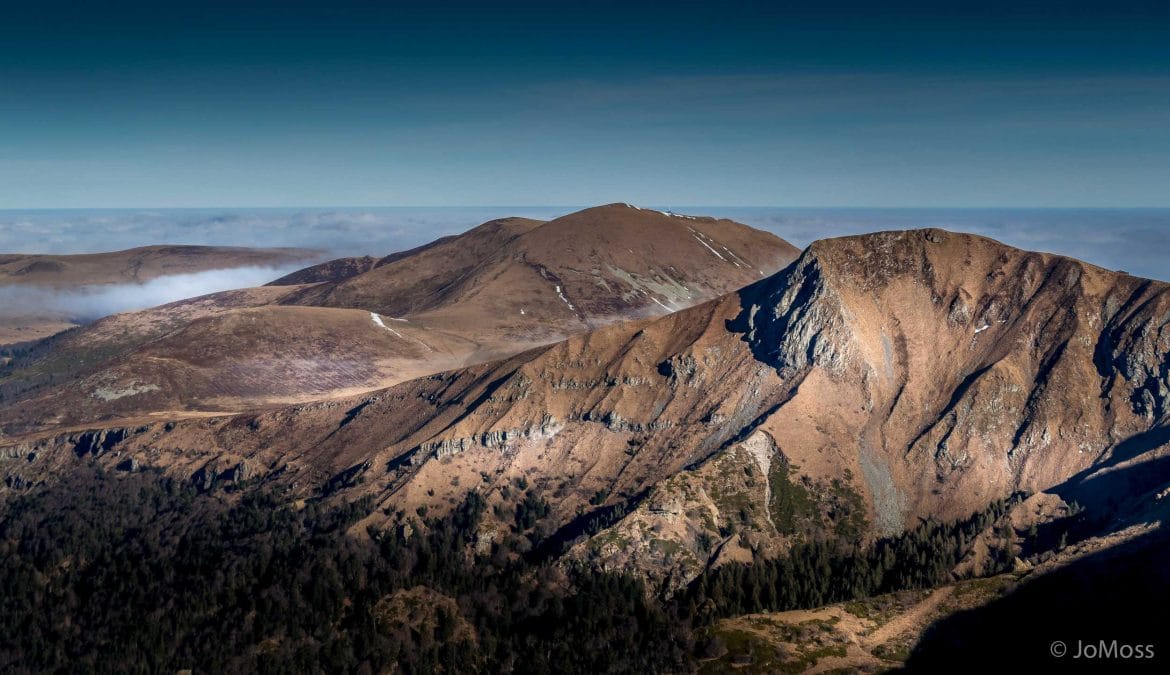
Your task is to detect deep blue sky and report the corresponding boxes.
[2,1,1169,207]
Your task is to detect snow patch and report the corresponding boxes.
[658,209,699,220]
[974,324,990,334]
[371,312,404,338]
[691,234,726,260]
[650,297,673,312]
[720,245,749,268]
[554,285,575,311]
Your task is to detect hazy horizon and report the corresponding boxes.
[3,205,1168,282]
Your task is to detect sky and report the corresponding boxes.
[2,1,1169,208]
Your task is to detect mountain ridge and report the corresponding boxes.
[5,227,1166,599]
[0,205,798,434]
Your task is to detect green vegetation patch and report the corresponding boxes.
[768,460,816,534]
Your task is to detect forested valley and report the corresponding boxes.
[0,466,1028,673]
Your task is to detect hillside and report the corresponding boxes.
[284,204,798,346]
[5,228,1167,593]
[0,244,315,288]
[0,205,798,433]
[3,226,1169,672]
[266,255,381,285]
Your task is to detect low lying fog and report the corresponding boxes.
[0,265,302,322]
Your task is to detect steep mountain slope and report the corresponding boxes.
[5,228,1167,599]
[0,205,798,434]
[556,227,1170,586]
[357,227,1167,528]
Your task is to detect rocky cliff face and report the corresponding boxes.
[558,228,1170,589]
[4,228,1168,591]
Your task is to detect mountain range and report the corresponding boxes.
[0,205,796,432]
[1,207,1167,672]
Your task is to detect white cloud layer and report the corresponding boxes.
[0,208,569,258]
[0,265,301,322]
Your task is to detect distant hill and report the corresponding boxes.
[0,244,316,288]
[0,245,318,345]
[0,205,799,431]
[266,255,381,285]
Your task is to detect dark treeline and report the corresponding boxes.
[0,467,686,674]
[0,467,1023,673]
[685,494,1025,619]
[0,343,37,364]
[0,330,83,403]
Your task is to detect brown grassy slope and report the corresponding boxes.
[285,205,799,346]
[3,305,478,427]
[279,217,546,316]
[266,256,381,285]
[0,206,798,432]
[0,245,317,288]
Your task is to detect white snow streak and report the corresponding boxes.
[370,312,404,338]
[691,234,726,260]
[554,285,576,311]
[650,297,672,312]
[721,246,749,268]
[658,210,698,220]
[974,324,990,334]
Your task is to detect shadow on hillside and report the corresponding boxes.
[1020,446,1170,559]
[724,261,809,374]
[904,519,1170,672]
[1048,426,1170,508]
[1052,450,1170,518]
